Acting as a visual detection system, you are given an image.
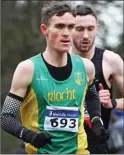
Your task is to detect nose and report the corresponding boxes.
[83,30,89,39]
[63,28,69,36]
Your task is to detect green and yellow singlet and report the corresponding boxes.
[20,53,89,154]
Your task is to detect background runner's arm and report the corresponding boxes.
[111,53,124,110]
[99,51,124,110]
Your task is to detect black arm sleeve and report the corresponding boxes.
[1,93,24,138]
[1,93,52,148]
[85,82,101,119]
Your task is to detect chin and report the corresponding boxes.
[80,45,89,52]
[80,48,89,53]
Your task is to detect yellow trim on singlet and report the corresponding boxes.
[20,88,39,154]
[76,85,89,154]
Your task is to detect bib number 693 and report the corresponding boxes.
[50,118,76,128]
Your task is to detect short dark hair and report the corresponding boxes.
[74,5,97,21]
[41,1,75,26]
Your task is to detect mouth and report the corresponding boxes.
[60,40,70,46]
[81,41,90,47]
[61,40,70,43]
[81,41,90,44]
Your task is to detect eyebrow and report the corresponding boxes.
[75,25,95,28]
[55,23,75,27]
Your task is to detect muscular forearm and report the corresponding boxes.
[115,98,124,111]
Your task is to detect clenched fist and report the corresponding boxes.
[98,83,113,109]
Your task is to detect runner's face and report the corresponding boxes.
[72,14,98,53]
[45,12,75,53]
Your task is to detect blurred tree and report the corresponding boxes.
[1,1,46,153]
[1,0,46,102]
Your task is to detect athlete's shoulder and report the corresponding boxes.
[81,57,94,66]
[17,59,34,73]
[82,58,95,85]
[14,56,36,80]
[104,49,122,63]
[104,49,119,56]
[11,58,34,92]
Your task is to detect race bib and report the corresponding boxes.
[44,106,79,132]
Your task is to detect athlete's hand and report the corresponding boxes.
[21,128,52,149]
[99,83,113,108]
[31,131,52,148]
[92,117,110,143]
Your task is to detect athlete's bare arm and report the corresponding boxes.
[111,52,123,110]
[1,59,52,148]
[10,60,34,97]
[99,50,124,110]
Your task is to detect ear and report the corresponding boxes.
[40,24,48,36]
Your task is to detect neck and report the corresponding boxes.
[72,45,95,60]
[43,47,68,67]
